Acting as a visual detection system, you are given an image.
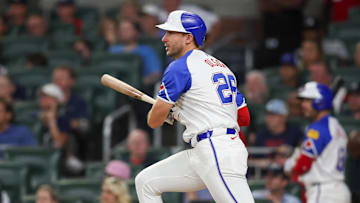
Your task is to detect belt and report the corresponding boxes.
[197,128,236,142]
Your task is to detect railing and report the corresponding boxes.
[102,105,136,162]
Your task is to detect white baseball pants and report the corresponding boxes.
[305,181,351,203]
[135,134,255,203]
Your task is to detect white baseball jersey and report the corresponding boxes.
[300,115,348,184]
[157,49,246,143]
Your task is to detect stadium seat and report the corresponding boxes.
[55,178,102,202]
[9,68,52,100]
[328,22,360,39]
[3,147,61,194]
[338,116,360,134]
[349,7,360,22]
[86,162,106,180]
[248,179,266,191]
[333,67,360,85]
[90,52,143,88]
[14,100,39,130]
[0,161,27,202]
[1,35,49,64]
[47,50,82,68]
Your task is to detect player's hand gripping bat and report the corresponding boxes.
[101,74,174,125]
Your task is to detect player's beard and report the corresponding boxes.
[165,44,183,59]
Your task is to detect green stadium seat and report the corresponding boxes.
[0,161,27,202]
[248,179,265,191]
[14,100,39,130]
[9,68,52,99]
[56,178,102,202]
[90,52,143,88]
[338,116,360,134]
[86,162,106,180]
[349,7,360,22]
[76,7,99,23]
[254,200,272,203]
[22,194,90,203]
[3,147,61,194]
[1,35,49,64]
[328,22,360,39]
[333,67,360,85]
[47,50,82,68]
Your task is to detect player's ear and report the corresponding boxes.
[184,33,195,45]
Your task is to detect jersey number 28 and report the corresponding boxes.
[212,73,236,104]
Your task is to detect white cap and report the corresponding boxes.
[40,83,64,103]
[156,10,191,33]
[298,81,322,100]
[142,4,161,18]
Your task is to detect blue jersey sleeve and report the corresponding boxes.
[157,55,192,104]
[302,125,332,158]
[236,89,246,109]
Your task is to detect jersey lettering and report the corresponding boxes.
[212,73,236,104]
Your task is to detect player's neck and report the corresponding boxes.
[314,111,330,122]
[175,44,198,60]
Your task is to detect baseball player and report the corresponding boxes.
[284,81,351,203]
[135,10,254,203]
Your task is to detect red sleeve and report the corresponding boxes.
[291,153,315,182]
[237,106,250,127]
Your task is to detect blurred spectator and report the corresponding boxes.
[272,145,293,166]
[302,16,349,64]
[0,15,9,40]
[116,0,141,23]
[0,75,16,104]
[255,0,304,68]
[52,66,89,162]
[73,39,92,65]
[123,129,157,174]
[25,53,48,68]
[105,160,131,180]
[1,188,10,203]
[101,177,131,203]
[287,92,303,117]
[158,0,220,47]
[26,14,48,37]
[300,39,324,70]
[0,99,36,158]
[252,164,301,203]
[36,184,58,203]
[280,53,302,89]
[140,4,164,39]
[244,70,269,105]
[326,0,360,22]
[7,0,28,35]
[308,61,333,87]
[56,0,83,35]
[109,18,161,86]
[52,65,89,134]
[254,99,304,147]
[346,82,360,120]
[354,41,360,68]
[99,17,117,47]
[37,83,83,175]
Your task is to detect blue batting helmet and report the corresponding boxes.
[298,81,333,111]
[156,10,207,46]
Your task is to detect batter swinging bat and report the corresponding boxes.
[100,74,174,125]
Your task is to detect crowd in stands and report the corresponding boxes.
[0,0,360,202]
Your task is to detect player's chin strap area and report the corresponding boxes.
[190,128,236,147]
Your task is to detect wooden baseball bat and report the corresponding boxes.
[101,74,174,125]
[101,74,155,104]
